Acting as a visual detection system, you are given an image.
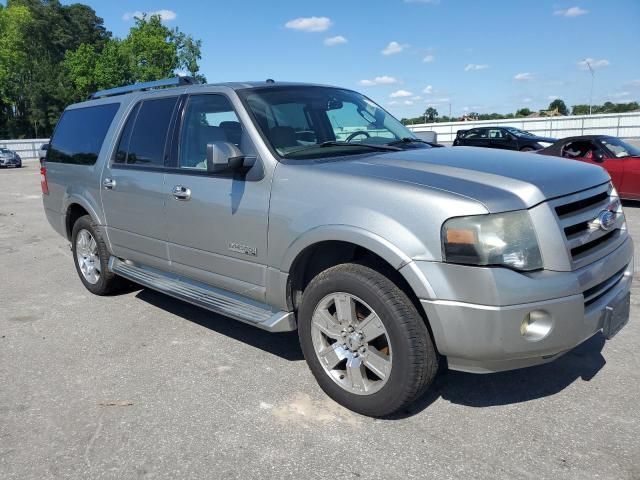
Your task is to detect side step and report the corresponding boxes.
[109,257,296,332]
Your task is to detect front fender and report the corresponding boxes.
[278,224,437,301]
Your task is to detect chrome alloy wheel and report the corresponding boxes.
[75,229,101,285]
[311,292,392,395]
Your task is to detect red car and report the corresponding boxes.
[538,135,640,200]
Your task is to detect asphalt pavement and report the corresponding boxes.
[1,161,639,479]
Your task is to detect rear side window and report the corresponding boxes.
[48,103,119,165]
[115,97,178,166]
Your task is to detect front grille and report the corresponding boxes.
[551,183,626,268]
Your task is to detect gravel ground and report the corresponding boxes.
[1,162,639,480]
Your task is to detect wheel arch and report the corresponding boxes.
[63,196,101,240]
[283,227,438,344]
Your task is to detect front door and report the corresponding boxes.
[101,95,179,270]
[163,94,271,302]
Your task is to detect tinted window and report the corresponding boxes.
[116,97,178,166]
[179,95,243,170]
[48,103,119,165]
[114,103,140,164]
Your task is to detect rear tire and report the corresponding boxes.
[71,215,124,295]
[298,263,438,417]
[520,146,535,152]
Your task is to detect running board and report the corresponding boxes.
[108,257,296,332]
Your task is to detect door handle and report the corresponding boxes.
[172,185,191,201]
[103,177,116,190]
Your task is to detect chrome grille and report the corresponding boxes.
[550,183,627,269]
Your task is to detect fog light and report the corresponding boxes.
[520,310,553,341]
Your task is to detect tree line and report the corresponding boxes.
[402,98,640,125]
[0,0,204,139]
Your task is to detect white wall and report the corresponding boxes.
[407,112,640,143]
[0,139,49,161]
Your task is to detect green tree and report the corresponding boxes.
[516,108,532,117]
[548,98,568,116]
[424,107,438,122]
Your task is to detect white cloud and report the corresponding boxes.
[358,76,399,86]
[522,97,532,103]
[388,101,399,106]
[514,72,534,81]
[382,41,407,55]
[548,95,560,101]
[423,85,433,94]
[285,16,332,32]
[609,91,630,99]
[431,97,450,104]
[578,58,610,70]
[554,6,588,17]
[390,89,413,98]
[465,63,489,71]
[324,35,347,46]
[412,96,422,101]
[404,100,414,106]
[628,79,640,87]
[123,9,176,21]
[422,54,435,63]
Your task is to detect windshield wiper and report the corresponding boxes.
[386,137,443,147]
[282,141,401,158]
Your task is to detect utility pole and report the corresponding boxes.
[585,59,595,115]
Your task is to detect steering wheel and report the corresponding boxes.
[346,130,371,142]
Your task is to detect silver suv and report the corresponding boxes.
[42,77,633,417]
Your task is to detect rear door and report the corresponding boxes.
[461,128,489,148]
[163,93,271,302]
[101,95,179,270]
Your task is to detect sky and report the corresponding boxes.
[19,0,640,118]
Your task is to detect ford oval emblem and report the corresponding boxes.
[597,210,617,231]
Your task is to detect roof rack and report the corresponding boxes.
[89,76,198,100]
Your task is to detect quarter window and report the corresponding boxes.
[48,103,119,165]
[115,97,178,166]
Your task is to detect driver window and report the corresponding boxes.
[179,95,243,170]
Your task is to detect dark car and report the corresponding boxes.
[0,148,22,168]
[538,135,640,200]
[453,126,556,151]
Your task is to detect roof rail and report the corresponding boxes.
[89,76,198,100]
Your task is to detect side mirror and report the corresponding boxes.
[593,150,605,163]
[206,142,245,173]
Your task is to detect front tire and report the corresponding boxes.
[71,215,123,295]
[298,263,438,417]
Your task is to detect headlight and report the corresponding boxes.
[442,210,543,271]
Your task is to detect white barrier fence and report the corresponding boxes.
[407,112,640,144]
[0,138,49,161]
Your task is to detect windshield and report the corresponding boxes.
[239,86,421,159]
[505,127,535,137]
[0,149,10,154]
[599,137,640,158]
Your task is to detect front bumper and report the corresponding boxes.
[0,157,20,166]
[416,236,634,373]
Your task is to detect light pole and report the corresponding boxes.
[585,59,595,115]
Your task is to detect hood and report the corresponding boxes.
[313,146,609,212]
